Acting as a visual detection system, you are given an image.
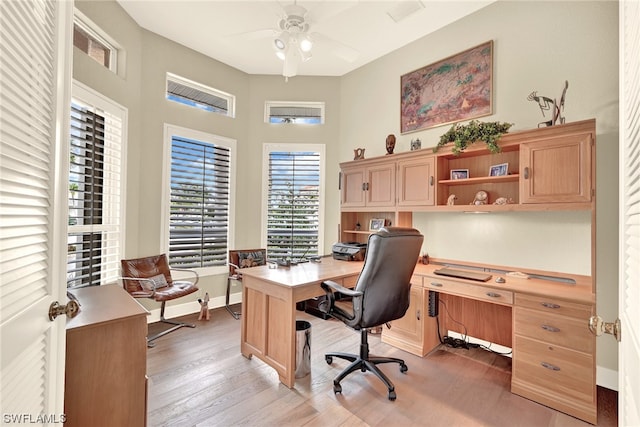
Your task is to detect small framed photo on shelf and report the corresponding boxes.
[489,163,509,177]
[369,218,385,231]
[450,169,469,180]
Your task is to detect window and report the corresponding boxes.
[67,83,126,288]
[164,125,236,271]
[166,73,236,118]
[265,101,325,124]
[73,10,118,72]
[262,144,325,260]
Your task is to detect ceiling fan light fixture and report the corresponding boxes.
[274,32,289,51]
[299,35,313,52]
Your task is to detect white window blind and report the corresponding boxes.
[169,136,231,268]
[67,88,125,288]
[265,148,323,260]
[166,73,235,117]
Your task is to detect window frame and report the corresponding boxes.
[161,124,237,276]
[73,9,120,73]
[166,73,236,118]
[261,143,325,258]
[264,101,325,125]
[67,80,128,287]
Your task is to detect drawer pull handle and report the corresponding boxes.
[541,362,560,371]
[486,292,501,298]
[430,282,443,287]
[541,302,561,309]
[541,324,561,333]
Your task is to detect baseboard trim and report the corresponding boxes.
[145,292,242,323]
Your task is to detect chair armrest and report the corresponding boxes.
[169,267,200,286]
[320,280,363,327]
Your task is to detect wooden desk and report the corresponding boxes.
[65,284,149,427]
[240,257,362,387]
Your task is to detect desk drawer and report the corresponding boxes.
[513,335,594,404]
[514,307,594,353]
[515,293,592,319]
[425,278,513,305]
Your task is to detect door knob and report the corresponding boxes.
[49,300,80,321]
[589,315,621,342]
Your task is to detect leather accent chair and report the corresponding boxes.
[319,227,423,400]
[226,249,267,319]
[121,254,199,346]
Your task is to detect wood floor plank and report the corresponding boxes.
[146,306,617,427]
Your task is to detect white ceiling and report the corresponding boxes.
[116,0,495,77]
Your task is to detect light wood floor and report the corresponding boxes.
[146,305,617,427]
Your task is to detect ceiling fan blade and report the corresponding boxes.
[310,32,359,63]
[227,28,277,41]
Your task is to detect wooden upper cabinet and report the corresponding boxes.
[519,131,593,204]
[341,161,396,208]
[397,155,436,207]
[341,166,367,207]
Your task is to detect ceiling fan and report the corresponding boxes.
[234,1,359,80]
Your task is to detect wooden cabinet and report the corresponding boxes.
[340,161,395,209]
[65,285,149,427]
[397,155,436,207]
[512,293,596,424]
[381,277,426,356]
[340,119,595,213]
[519,131,593,203]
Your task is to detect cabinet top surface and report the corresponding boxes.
[340,118,596,167]
[66,284,150,330]
[413,262,594,305]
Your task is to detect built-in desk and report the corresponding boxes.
[382,260,596,424]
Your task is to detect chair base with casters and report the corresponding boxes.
[325,327,407,401]
[121,254,199,347]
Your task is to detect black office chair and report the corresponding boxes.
[319,227,423,400]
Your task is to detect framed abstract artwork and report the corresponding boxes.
[400,40,493,134]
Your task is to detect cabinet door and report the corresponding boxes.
[520,132,593,203]
[341,166,366,208]
[366,162,396,207]
[397,155,435,207]
[383,281,423,347]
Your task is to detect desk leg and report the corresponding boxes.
[240,276,297,388]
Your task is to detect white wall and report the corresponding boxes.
[339,1,619,386]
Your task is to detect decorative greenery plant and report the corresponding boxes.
[433,120,514,155]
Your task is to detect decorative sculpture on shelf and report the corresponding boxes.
[447,194,457,205]
[385,134,396,155]
[527,80,568,127]
[493,197,514,205]
[353,148,365,160]
[410,138,422,151]
[470,190,488,205]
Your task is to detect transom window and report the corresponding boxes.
[265,101,325,124]
[166,73,236,118]
[73,10,118,72]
